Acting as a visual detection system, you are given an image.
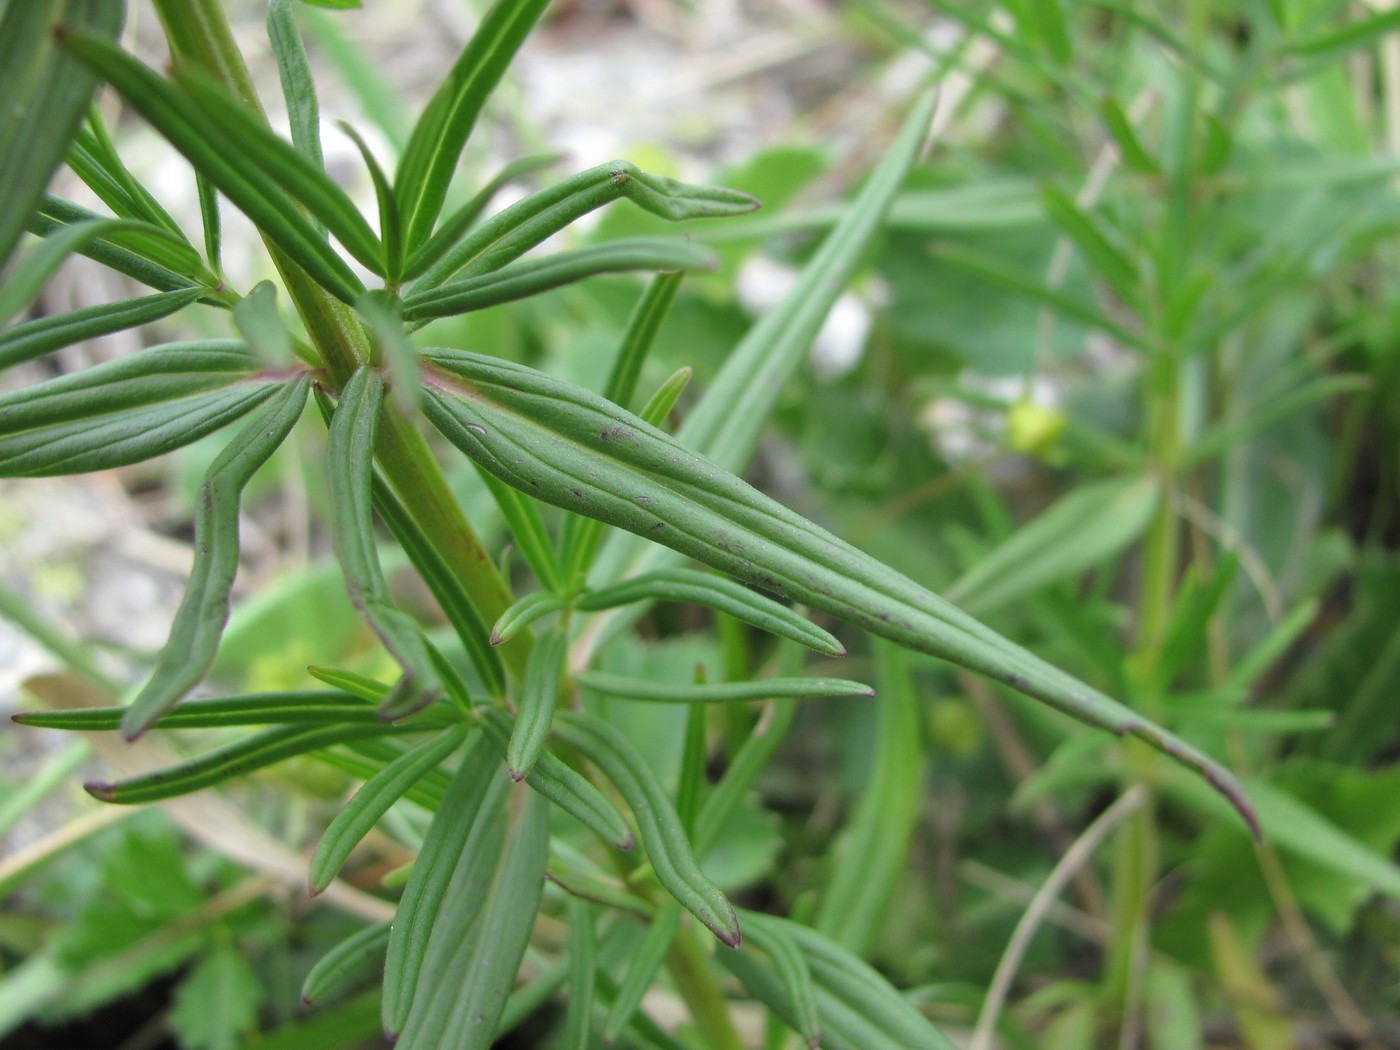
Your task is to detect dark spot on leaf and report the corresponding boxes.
[650,522,666,532]
[570,489,583,499]
[635,495,652,504]
[1006,673,1028,690]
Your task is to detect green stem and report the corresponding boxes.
[151,0,527,682]
[665,925,745,1050]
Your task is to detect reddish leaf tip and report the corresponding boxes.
[84,781,115,802]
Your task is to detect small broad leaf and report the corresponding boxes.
[168,947,262,1050]
[577,568,844,656]
[395,785,549,1050]
[120,376,311,737]
[478,706,633,851]
[310,725,469,893]
[60,29,370,302]
[578,671,873,704]
[401,238,716,323]
[0,0,123,269]
[326,368,442,719]
[233,282,294,364]
[552,711,740,946]
[506,623,567,780]
[0,287,201,371]
[300,921,391,1005]
[86,722,408,804]
[382,731,494,1035]
[14,691,377,731]
[420,349,1254,832]
[393,0,552,252]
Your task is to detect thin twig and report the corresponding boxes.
[970,785,1146,1050]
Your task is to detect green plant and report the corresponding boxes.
[0,1,1296,1047]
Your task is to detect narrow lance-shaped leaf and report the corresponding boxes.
[477,468,564,593]
[393,0,552,252]
[0,340,258,431]
[59,29,370,303]
[310,725,469,894]
[0,288,201,371]
[720,915,958,1050]
[0,0,123,269]
[578,671,873,705]
[382,731,493,1035]
[490,591,568,646]
[1,217,158,325]
[301,921,391,1005]
[27,196,204,295]
[403,150,565,281]
[70,112,193,237]
[401,238,716,323]
[420,349,1255,832]
[120,376,310,736]
[0,384,282,479]
[15,691,377,731]
[408,160,757,292]
[326,367,442,720]
[395,786,549,1050]
[267,0,325,172]
[813,640,922,955]
[551,711,740,946]
[603,902,684,1043]
[587,88,937,602]
[369,467,506,698]
[578,568,844,656]
[478,706,633,851]
[507,623,567,780]
[339,122,401,281]
[86,722,406,804]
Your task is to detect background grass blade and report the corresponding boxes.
[0,0,123,270]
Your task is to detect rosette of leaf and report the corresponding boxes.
[1,1,1256,1047]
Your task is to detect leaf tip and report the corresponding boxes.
[489,630,505,646]
[84,781,115,802]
